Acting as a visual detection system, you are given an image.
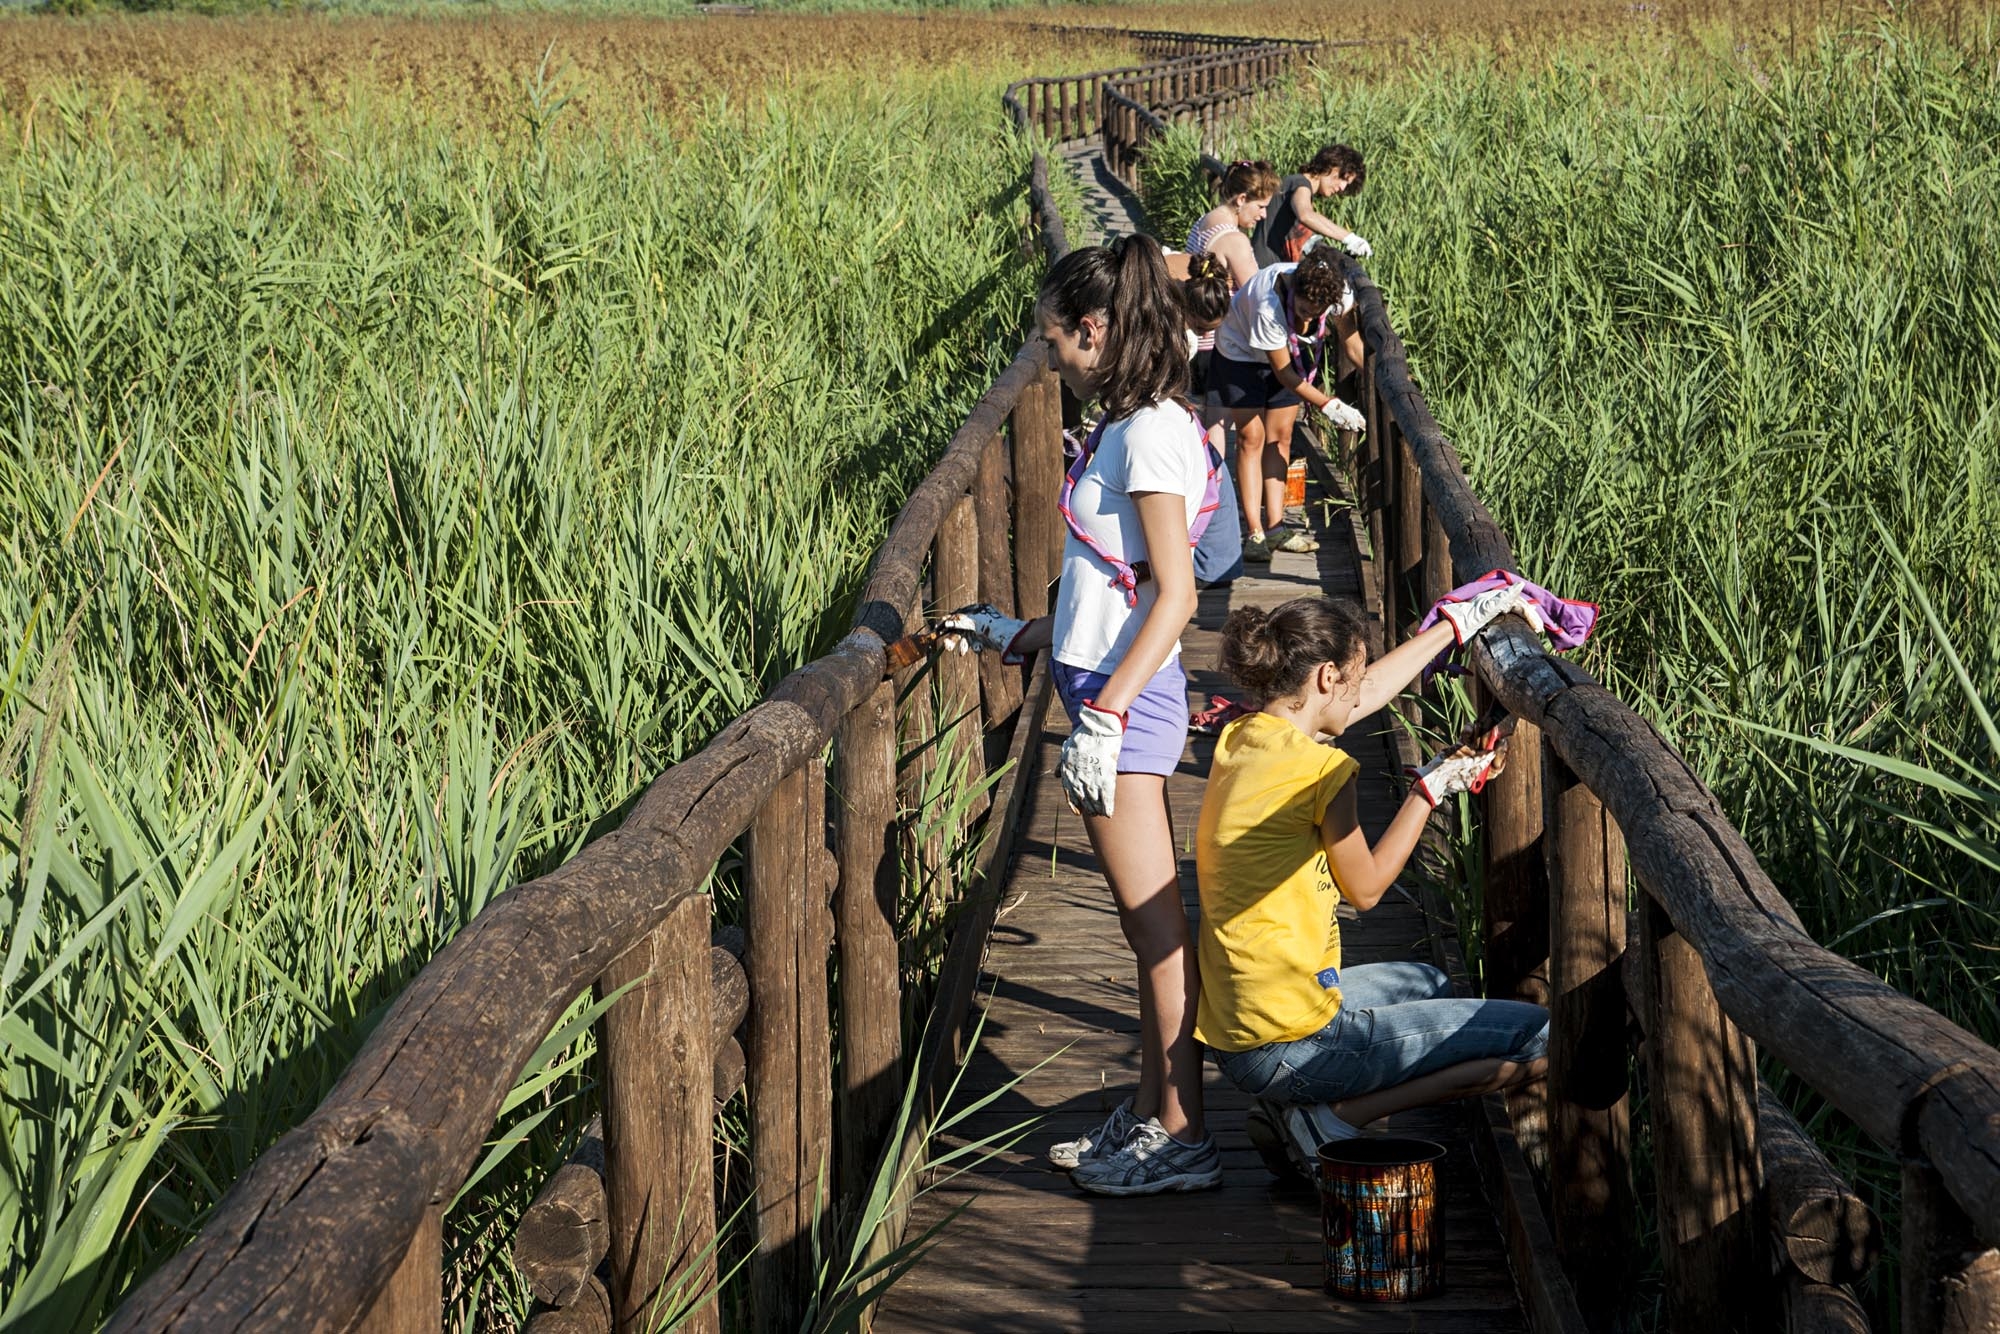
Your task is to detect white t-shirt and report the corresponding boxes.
[1050,401,1209,674]
[1214,263,1354,365]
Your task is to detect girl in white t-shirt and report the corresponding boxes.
[938,234,1220,1197]
[1213,248,1365,561]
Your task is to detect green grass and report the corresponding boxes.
[1147,14,2000,1326]
[0,58,1042,1328]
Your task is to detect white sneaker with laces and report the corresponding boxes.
[1070,1117,1223,1196]
[1047,1098,1139,1171]
[1282,1103,1363,1180]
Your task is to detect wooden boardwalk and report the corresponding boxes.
[875,462,1529,1332]
[1060,140,1149,246]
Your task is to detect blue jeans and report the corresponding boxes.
[1211,962,1549,1105]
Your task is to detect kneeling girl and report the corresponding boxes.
[1194,590,1551,1174]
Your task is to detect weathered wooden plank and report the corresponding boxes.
[834,679,901,1206]
[746,768,810,1332]
[1634,892,1763,1332]
[599,892,716,1333]
[353,1206,440,1334]
[1543,747,1633,1323]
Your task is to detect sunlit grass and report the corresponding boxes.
[0,53,1042,1329]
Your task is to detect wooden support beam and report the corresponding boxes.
[973,433,1021,723]
[1757,1087,1879,1288]
[1634,893,1762,1333]
[353,1206,440,1334]
[1901,1157,2000,1334]
[514,1121,609,1309]
[835,678,902,1208]
[598,893,716,1333]
[935,493,987,821]
[1543,748,1633,1326]
[746,767,812,1332]
[1011,367,1061,621]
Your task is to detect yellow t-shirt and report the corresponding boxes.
[1194,711,1361,1052]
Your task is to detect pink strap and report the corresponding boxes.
[1058,407,1222,607]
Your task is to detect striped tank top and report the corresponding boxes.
[1185,212,1237,351]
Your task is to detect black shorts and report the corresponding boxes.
[1189,346,1213,397]
[1215,354,1302,410]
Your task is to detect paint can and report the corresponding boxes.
[1284,457,1308,509]
[1316,1136,1446,1301]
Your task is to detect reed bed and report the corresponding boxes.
[0,54,1052,1327]
[1148,14,1999,1324]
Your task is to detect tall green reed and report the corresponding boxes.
[0,61,1039,1327]
[1147,15,1999,1324]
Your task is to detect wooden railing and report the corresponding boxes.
[1331,260,2000,1331]
[1003,43,1304,147]
[99,22,2000,1334]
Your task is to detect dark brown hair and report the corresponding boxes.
[1287,247,1349,319]
[1218,158,1281,202]
[1221,596,1369,702]
[1178,251,1232,331]
[1038,233,1190,420]
[1303,142,1366,195]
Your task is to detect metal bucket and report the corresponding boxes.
[1284,457,1309,509]
[1316,1136,1446,1301]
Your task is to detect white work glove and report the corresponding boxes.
[938,602,1031,665]
[1341,233,1373,258]
[1408,738,1505,809]
[1319,397,1366,433]
[1059,701,1125,817]
[1433,577,1545,645]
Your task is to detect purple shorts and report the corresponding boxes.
[1051,657,1190,777]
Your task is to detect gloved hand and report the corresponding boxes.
[1433,576,1545,645]
[1407,737,1506,809]
[1059,701,1124,817]
[1341,234,1374,258]
[1319,397,1366,433]
[938,602,1031,665]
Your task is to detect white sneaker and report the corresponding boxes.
[1282,1103,1362,1179]
[1047,1098,1139,1170]
[1070,1117,1223,1196]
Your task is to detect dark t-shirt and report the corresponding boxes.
[1253,174,1315,267]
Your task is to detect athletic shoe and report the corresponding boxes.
[1047,1098,1139,1170]
[1269,526,1319,554]
[1070,1117,1223,1196]
[1282,1103,1363,1180]
[1242,533,1273,563]
[1246,1099,1300,1181]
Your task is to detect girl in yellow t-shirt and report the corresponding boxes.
[1194,593,1551,1179]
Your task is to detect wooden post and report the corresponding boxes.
[935,493,986,820]
[974,433,1021,724]
[835,682,901,1209]
[1058,78,1071,140]
[353,1207,441,1334]
[1393,422,1423,644]
[1543,750,1633,1327]
[1635,892,1761,1333]
[1011,367,1061,620]
[746,767,813,1332]
[1374,381,1398,641]
[1901,1157,2000,1334]
[1485,717,1549,1170]
[1422,494,1452,615]
[597,894,718,1333]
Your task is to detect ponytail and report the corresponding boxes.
[1178,251,1231,330]
[1218,158,1280,203]
[1038,233,1190,420]
[1220,597,1369,702]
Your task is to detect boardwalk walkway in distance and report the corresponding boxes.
[873,455,1528,1332]
[1059,140,1149,245]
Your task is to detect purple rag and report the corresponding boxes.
[1417,569,1599,677]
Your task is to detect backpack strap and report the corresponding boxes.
[1059,407,1223,607]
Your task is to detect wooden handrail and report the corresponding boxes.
[1336,251,2000,1327]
